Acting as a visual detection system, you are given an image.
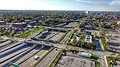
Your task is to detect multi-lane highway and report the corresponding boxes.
[0,47,29,64]
[14,46,42,65]
[0,40,12,47]
[35,48,62,67]
[0,41,22,53]
[0,41,19,50]
[18,47,50,67]
[49,32,64,41]
[60,31,71,44]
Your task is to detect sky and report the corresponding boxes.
[0,0,120,11]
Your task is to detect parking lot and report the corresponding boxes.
[107,36,120,52]
[114,61,120,67]
[56,56,95,67]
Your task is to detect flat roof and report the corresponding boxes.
[14,22,27,24]
[0,21,5,23]
[80,52,92,56]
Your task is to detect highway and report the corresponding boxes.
[0,47,30,64]
[60,31,71,44]
[14,46,42,65]
[35,48,62,67]
[0,46,36,67]
[46,26,69,32]
[0,40,12,47]
[0,41,19,51]
[49,32,64,41]
[0,43,28,58]
[0,41,22,53]
[0,40,14,50]
[47,32,59,40]
[19,47,50,67]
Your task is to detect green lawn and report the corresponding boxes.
[50,50,63,67]
[95,62,100,67]
[101,38,107,50]
[91,54,99,60]
[65,31,74,44]
[106,56,120,67]
[14,26,43,38]
[0,39,9,43]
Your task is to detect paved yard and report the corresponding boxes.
[56,56,95,67]
[113,61,120,67]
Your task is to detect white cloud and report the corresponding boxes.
[76,0,120,5]
[110,0,120,5]
[75,0,94,3]
[75,0,108,5]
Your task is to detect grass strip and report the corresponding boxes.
[49,50,63,67]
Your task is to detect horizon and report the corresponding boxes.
[0,0,120,11]
[0,9,120,12]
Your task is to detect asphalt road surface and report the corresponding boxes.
[0,47,29,64]
[60,31,71,44]
[35,48,62,67]
[19,47,50,67]
[14,46,42,65]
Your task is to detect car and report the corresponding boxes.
[62,52,66,55]
[34,55,39,60]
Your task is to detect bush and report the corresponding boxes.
[106,56,120,67]
[95,62,100,67]
[50,50,63,67]
[101,38,107,49]
[0,39,8,43]
[65,31,74,44]
[91,54,99,60]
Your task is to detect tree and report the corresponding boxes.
[72,38,77,46]
[10,30,15,37]
[100,29,106,37]
[94,33,97,38]
[0,32,2,40]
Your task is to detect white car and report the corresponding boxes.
[34,55,39,60]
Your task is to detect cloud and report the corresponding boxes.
[75,0,120,5]
[75,0,109,5]
[75,0,94,3]
[94,2,109,5]
[75,0,120,11]
[110,0,120,5]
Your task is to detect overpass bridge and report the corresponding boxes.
[31,38,57,43]
[46,27,69,32]
[25,40,53,47]
[25,40,67,49]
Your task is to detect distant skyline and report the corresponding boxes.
[0,0,120,11]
